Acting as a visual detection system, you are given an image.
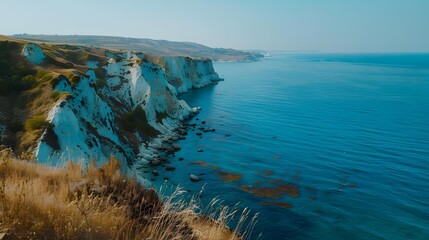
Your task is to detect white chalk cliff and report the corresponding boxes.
[163,57,223,93]
[20,44,222,168]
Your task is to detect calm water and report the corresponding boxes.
[153,53,429,240]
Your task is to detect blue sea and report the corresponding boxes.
[153,53,429,240]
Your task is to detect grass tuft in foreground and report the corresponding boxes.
[0,148,257,239]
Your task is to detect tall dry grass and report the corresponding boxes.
[0,148,257,240]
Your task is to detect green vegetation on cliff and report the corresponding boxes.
[0,41,35,95]
[0,35,101,158]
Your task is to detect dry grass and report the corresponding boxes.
[0,148,257,240]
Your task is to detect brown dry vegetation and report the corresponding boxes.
[0,148,256,240]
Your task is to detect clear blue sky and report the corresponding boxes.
[1,0,428,52]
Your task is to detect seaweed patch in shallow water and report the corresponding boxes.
[210,165,220,170]
[188,161,241,183]
[191,160,209,166]
[255,170,274,177]
[239,180,299,199]
[268,178,283,184]
[218,171,242,183]
[253,179,266,185]
[260,201,293,209]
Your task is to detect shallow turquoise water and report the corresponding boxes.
[153,54,429,240]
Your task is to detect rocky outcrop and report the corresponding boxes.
[163,57,223,93]
[21,43,45,64]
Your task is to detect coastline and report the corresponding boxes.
[0,35,259,239]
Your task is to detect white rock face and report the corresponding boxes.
[36,75,129,166]
[102,54,192,133]
[86,61,99,69]
[163,57,223,93]
[34,52,218,168]
[21,43,45,64]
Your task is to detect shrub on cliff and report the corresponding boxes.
[121,107,159,138]
[0,41,35,95]
[21,74,36,88]
[49,76,61,88]
[24,116,50,131]
[70,75,81,86]
[96,78,106,88]
[50,90,60,100]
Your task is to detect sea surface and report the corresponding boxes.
[152,53,429,240]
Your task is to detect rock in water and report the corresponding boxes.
[190,174,201,182]
[150,159,161,166]
[165,165,176,171]
[172,143,181,150]
[166,147,175,153]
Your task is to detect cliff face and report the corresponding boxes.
[0,36,221,168]
[163,57,223,93]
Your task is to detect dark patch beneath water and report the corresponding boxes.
[239,180,299,199]
[218,171,241,183]
[260,201,293,209]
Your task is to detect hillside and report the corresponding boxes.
[13,34,264,62]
